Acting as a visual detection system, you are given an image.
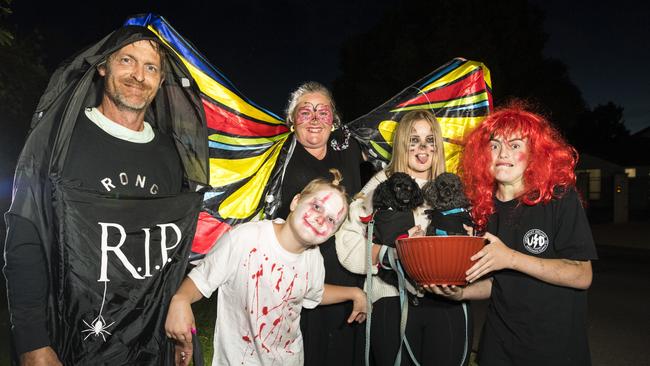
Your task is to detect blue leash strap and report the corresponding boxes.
[387,249,420,366]
[440,207,468,216]
[365,215,375,366]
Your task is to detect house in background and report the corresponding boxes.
[575,128,650,222]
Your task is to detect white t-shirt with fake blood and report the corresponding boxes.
[188,219,325,366]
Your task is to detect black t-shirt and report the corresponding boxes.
[62,111,183,197]
[479,189,598,366]
[277,133,363,286]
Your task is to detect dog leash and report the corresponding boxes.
[365,214,375,366]
[367,213,420,366]
[440,208,468,215]
[385,248,420,366]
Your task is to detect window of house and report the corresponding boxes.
[625,168,636,178]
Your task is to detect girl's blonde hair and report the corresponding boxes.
[385,110,446,180]
[299,168,347,201]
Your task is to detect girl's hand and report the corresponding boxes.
[174,341,193,366]
[463,224,474,236]
[165,295,196,366]
[19,347,62,366]
[407,224,424,237]
[346,288,368,324]
[421,284,464,301]
[466,232,517,283]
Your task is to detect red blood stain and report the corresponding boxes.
[242,335,251,343]
[262,306,268,315]
[273,317,281,326]
[275,273,283,291]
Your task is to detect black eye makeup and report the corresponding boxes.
[409,135,436,148]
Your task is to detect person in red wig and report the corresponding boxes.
[428,102,597,366]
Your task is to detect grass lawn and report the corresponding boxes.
[192,293,218,363]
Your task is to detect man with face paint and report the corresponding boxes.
[166,170,367,366]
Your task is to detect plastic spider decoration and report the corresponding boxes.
[82,314,115,341]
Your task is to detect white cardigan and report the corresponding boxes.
[335,170,430,303]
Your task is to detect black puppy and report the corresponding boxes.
[372,172,423,246]
[422,172,472,236]
[371,172,423,289]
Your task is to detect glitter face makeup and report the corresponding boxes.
[295,103,333,126]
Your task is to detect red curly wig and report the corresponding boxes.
[460,101,578,230]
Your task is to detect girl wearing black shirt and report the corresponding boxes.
[429,102,597,366]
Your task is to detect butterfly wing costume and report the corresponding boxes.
[124,14,492,256]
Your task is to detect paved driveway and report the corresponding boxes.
[471,244,650,366]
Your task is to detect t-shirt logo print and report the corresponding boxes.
[523,229,549,254]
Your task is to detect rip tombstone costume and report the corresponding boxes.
[3,26,209,365]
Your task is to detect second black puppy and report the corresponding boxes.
[422,172,472,236]
[371,172,423,288]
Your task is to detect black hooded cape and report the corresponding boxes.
[4,26,209,365]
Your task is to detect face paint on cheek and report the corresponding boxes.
[297,196,331,237]
[321,192,346,223]
[295,103,333,126]
[300,192,345,239]
[514,151,529,169]
[336,206,345,223]
[514,151,526,162]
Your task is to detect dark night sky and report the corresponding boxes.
[9,0,650,132]
[531,0,650,133]
[12,0,394,118]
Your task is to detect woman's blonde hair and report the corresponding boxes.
[385,110,446,180]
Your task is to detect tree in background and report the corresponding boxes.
[0,0,48,212]
[0,0,48,161]
[333,0,586,136]
[571,102,630,158]
[0,0,13,46]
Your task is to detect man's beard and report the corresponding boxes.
[106,85,151,113]
[103,68,157,113]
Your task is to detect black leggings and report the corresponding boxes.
[370,295,472,366]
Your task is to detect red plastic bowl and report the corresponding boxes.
[396,236,485,286]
